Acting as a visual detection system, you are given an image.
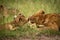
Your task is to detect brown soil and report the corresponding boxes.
[0,35,60,40]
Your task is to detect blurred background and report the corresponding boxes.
[0,0,60,24]
[0,0,60,16]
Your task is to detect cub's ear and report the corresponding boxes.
[0,5,4,8]
[0,5,3,7]
[40,10,45,14]
[41,10,45,14]
[37,10,45,14]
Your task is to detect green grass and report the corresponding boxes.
[0,0,60,17]
[38,29,60,36]
[0,25,60,38]
[0,0,60,38]
[0,24,38,37]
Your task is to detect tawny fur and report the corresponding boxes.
[44,13,60,31]
[0,14,28,30]
[28,10,45,28]
[28,10,60,31]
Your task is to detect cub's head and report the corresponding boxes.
[13,13,28,26]
[28,10,45,25]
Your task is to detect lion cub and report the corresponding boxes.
[28,10,45,28]
[28,10,60,31]
[0,13,28,30]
